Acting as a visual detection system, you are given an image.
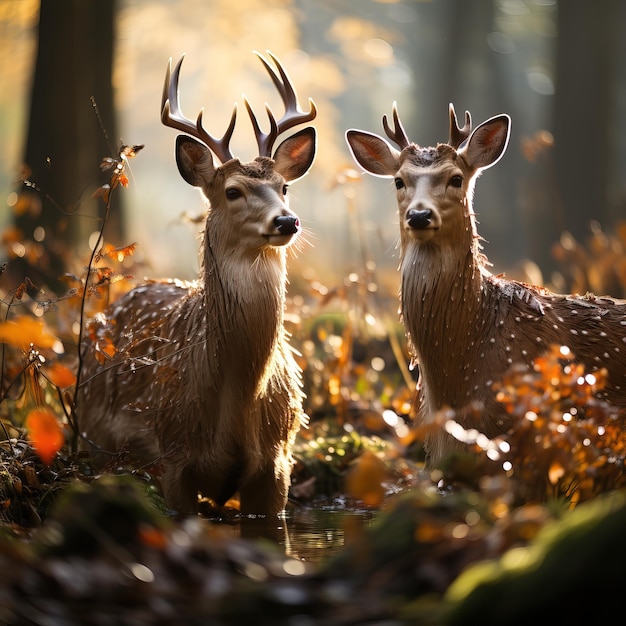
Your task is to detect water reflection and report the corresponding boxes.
[286,505,376,563]
[207,502,377,564]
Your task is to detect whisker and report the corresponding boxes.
[288,229,315,259]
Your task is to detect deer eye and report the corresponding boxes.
[225,187,242,200]
[450,175,463,188]
[394,178,405,190]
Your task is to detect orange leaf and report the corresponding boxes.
[344,450,388,507]
[14,282,26,300]
[548,461,565,485]
[0,317,58,351]
[25,408,64,465]
[98,242,138,263]
[45,363,77,388]
[120,144,144,159]
[92,184,109,199]
[95,338,117,361]
[139,525,168,550]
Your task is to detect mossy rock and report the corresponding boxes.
[443,489,626,625]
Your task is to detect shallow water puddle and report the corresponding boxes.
[207,502,378,564]
[285,505,377,563]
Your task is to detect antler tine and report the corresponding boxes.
[382,102,410,149]
[245,50,317,157]
[161,55,236,163]
[448,103,472,149]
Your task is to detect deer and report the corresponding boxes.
[77,51,317,517]
[346,103,626,466]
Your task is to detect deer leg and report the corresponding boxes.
[211,462,244,507]
[238,464,292,544]
[160,463,200,517]
[239,457,291,518]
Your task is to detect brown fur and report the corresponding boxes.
[78,130,316,516]
[347,110,626,466]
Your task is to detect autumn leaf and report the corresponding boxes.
[345,450,389,507]
[139,525,168,550]
[45,362,77,388]
[548,461,565,485]
[99,157,117,172]
[97,242,137,263]
[95,337,117,364]
[120,144,144,159]
[25,408,64,465]
[0,317,59,351]
[13,282,26,300]
[92,184,111,200]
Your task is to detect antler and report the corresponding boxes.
[448,103,472,149]
[244,51,317,157]
[161,55,237,163]
[382,102,410,150]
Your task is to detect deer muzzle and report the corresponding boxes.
[274,215,300,235]
[406,208,434,230]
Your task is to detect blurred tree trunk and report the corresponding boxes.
[9,0,120,295]
[553,0,617,242]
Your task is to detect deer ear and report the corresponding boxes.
[272,127,317,182]
[175,135,216,187]
[462,115,510,171]
[345,130,400,177]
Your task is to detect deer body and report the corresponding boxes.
[347,106,626,465]
[78,53,316,516]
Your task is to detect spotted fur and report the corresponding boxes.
[347,106,626,466]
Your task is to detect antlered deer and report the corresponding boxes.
[346,104,626,466]
[78,52,316,516]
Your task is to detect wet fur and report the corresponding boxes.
[79,134,315,516]
[347,114,626,466]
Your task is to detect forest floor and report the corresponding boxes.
[1,155,625,623]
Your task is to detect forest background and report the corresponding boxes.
[2,0,626,298]
[0,1,626,621]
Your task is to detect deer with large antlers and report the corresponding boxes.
[78,52,316,517]
[346,104,626,466]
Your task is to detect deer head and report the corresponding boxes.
[346,103,509,252]
[162,51,317,255]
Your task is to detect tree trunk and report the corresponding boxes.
[553,0,617,242]
[9,0,119,295]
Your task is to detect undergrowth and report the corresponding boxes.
[0,138,625,622]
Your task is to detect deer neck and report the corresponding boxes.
[201,224,286,388]
[400,213,493,409]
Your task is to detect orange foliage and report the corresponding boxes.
[44,363,76,389]
[96,242,138,263]
[138,525,169,550]
[94,144,143,204]
[0,317,58,351]
[490,344,626,504]
[25,408,65,465]
[345,450,389,507]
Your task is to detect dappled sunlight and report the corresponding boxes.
[1,1,626,623]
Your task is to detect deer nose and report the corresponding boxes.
[274,215,300,235]
[407,209,433,229]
